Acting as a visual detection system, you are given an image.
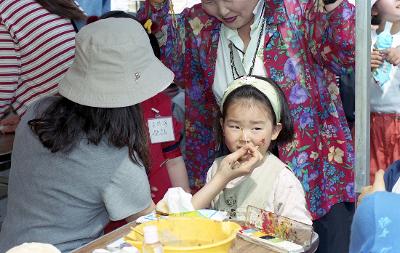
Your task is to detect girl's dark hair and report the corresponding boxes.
[220,76,294,147]
[371,14,381,26]
[99,11,161,59]
[36,0,86,20]
[28,98,150,169]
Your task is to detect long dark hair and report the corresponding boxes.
[220,76,294,147]
[36,0,86,20]
[28,98,150,169]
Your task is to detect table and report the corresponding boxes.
[0,133,14,171]
[0,133,14,155]
[72,221,318,253]
[0,133,13,199]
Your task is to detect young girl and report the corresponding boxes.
[369,0,400,183]
[191,76,312,225]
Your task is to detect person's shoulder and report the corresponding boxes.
[267,153,289,170]
[151,92,173,108]
[267,154,301,185]
[0,0,41,16]
[182,3,220,31]
[33,96,60,111]
[141,92,173,117]
[23,96,60,120]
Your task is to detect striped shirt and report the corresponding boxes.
[0,0,76,116]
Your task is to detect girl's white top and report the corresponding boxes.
[370,29,400,113]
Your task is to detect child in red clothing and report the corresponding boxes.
[141,92,191,202]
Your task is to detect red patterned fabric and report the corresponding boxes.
[138,0,355,219]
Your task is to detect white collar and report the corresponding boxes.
[251,0,265,30]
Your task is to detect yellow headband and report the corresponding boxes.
[220,76,282,123]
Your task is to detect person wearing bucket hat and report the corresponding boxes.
[369,0,400,185]
[0,18,174,253]
[95,11,191,234]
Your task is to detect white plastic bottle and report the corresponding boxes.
[142,225,164,253]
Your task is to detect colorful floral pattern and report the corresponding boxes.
[138,0,355,219]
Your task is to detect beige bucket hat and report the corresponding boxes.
[59,18,174,108]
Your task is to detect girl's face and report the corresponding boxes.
[374,0,400,22]
[221,99,282,157]
[202,0,260,30]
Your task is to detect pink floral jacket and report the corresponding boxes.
[138,0,355,219]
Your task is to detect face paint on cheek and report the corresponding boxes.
[259,138,266,146]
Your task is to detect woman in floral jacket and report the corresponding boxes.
[138,0,355,251]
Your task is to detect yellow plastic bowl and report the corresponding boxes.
[125,217,241,253]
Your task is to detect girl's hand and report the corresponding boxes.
[218,144,263,181]
[371,50,384,70]
[385,47,400,66]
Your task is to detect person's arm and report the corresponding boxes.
[125,201,156,223]
[166,156,191,193]
[307,0,355,75]
[357,169,386,206]
[0,22,18,119]
[192,144,263,209]
[137,0,187,86]
[273,170,312,225]
[103,157,154,222]
[324,0,344,12]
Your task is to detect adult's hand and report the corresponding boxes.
[357,169,386,206]
[372,169,386,192]
[0,114,20,133]
[324,0,344,12]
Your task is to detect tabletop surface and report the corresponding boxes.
[72,221,318,253]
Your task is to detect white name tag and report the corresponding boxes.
[147,117,175,144]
